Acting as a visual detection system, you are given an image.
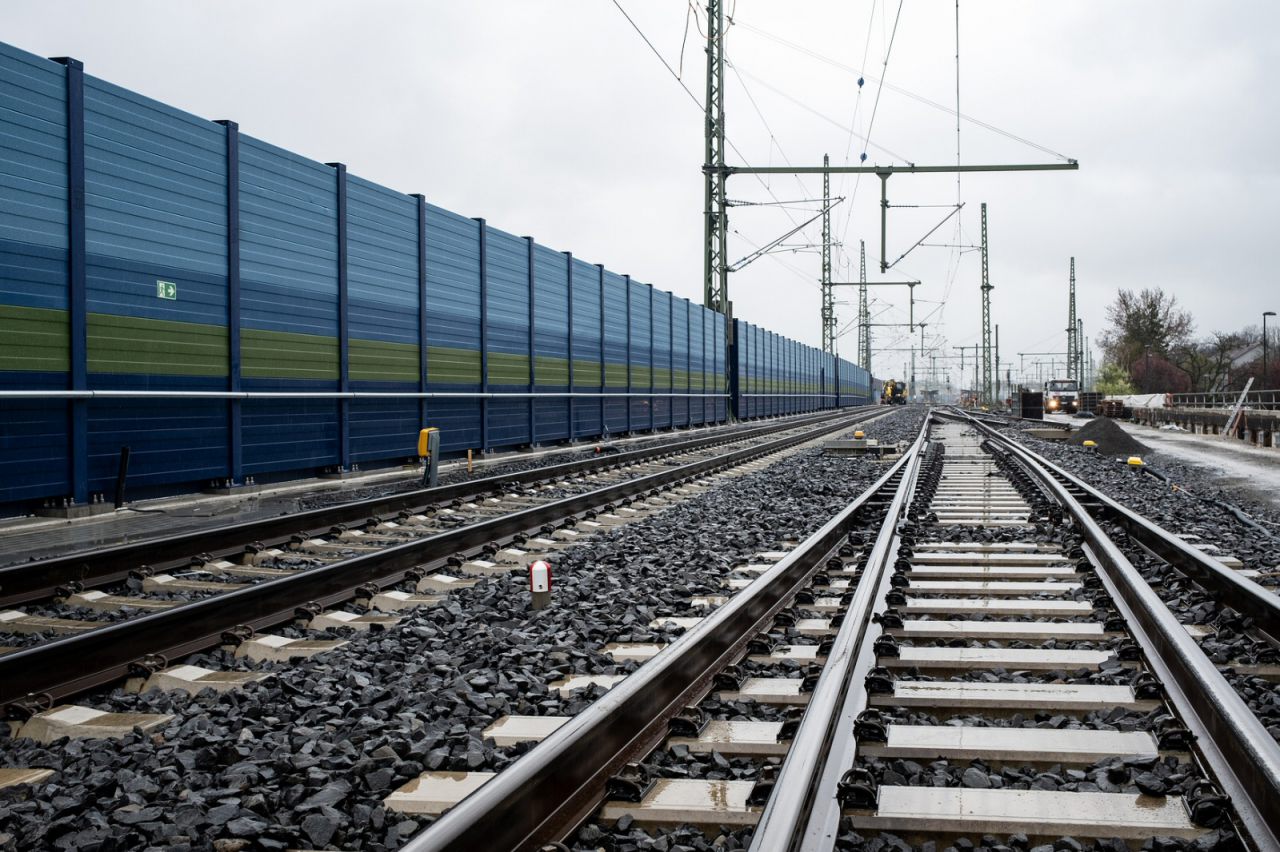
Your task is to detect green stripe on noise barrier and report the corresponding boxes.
[428,346,480,385]
[604,363,628,387]
[488,351,530,385]
[0,305,70,372]
[89,313,229,377]
[572,359,602,386]
[533,355,569,385]
[351,338,420,383]
[242,327,337,381]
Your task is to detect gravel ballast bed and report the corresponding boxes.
[995,422,1280,744]
[296,414,843,511]
[570,420,1241,852]
[998,418,1279,582]
[0,410,921,851]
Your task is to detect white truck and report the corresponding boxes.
[1044,378,1079,414]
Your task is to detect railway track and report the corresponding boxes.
[0,410,865,604]
[404,409,1280,852]
[0,408,887,715]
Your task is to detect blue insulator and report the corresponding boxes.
[858,77,865,87]
[860,152,868,162]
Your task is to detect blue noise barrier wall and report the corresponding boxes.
[0,39,869,513]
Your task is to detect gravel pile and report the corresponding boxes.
[0,409,923,852]
[1066,418,1149,457]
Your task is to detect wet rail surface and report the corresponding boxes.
[405,410,1278,852]
[0,409,886,712]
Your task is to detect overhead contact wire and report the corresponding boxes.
[735,19,1074,162]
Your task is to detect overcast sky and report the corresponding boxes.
[7,1,1278,387]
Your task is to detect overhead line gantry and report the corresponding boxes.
[699,1,1078,383]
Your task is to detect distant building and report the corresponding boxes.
[1229,341,1262,371]
[1212,341,1263,392]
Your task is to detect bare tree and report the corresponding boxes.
[1171,331,1249,392]
[1099,288,1195,374]
[1208,331,1251,390]
[1172,341,1214,392]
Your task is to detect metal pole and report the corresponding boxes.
[909,289,915,400]
[916,322,926,400]
[1066,257,1077,382]
[859,241,870,372]
[879,174,890,273]
[980,202,992,405]
[995,323,1000,407]
[854,262,863,366]
[1265,311,1275,389]
[702,0,727,314]
[1077,317,1084,389]
[820,153,834,352]
[1087,338,1093,390]
[974,343,979,401]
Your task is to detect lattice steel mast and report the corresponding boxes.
[995,323,1001,405]
[702,0,728,316]
[820,153,834,352]
[1066,257,1077,382]
[699,0,1075,374]
[854,266,864,367]
[859,241,871,372]
[980,202,992,404]
[1077,318,1086,389]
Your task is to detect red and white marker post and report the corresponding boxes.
[529,560,552,610]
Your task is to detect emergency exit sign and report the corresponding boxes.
[156,280,177,300]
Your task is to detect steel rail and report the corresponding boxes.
[0,410,861,606]
[402,426,926,851]
[747,416,929,851]
[959,411,1280,851]
[0,410,876,710]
